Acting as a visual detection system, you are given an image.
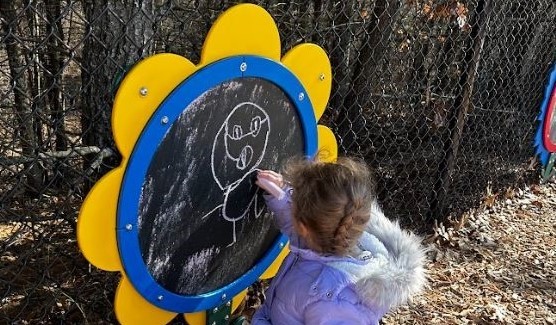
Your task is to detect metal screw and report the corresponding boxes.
[211,322,216,325]
[226,301,231,307]
[221,293,227,301]
[161,116,169,124]
[319,73,325,81]
[240,62,247,72]
[139,87,148,96]
[298,92,305,101]
[279,242,285,248]
[125,224,133,231]
[213,307,218,313]
[157,295,164,301]
[224,315,230,321]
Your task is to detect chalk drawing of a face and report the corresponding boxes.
[204,102,270,245]
[221,103,270,176]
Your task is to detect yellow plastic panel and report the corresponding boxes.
[112,53,196,156]
[317,125,338,162]
[76,167,124,271]
[183,310,205,325]
[282,44,332,122]
[115,275,176,325]
[259,244,290,280]
[231,289,248,311]
[183,289,248,325]
[200,4,281,65]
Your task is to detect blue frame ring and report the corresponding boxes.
[117,55,318,313]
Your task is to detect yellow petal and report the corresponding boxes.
[231,289,248,312]
[317,125,338,162]
[259,244,290,280]
[182,289,247,325]
[282,44,332,122]
[183,311,205,325]
[77,167,124,271]
[115,275,176,325]
[200,4,280,65]
[112,53,196,156]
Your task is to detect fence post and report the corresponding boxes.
[429,0,492,220]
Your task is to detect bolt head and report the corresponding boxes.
[139,87,148,96]
[221,293,227,301]
[157,295,163,301]
[125,224,133,231]
[298,92,305,101]
[240,62,247,72]
[319,73,325,81]
[161,116,169,124]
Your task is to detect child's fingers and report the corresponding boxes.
[257,171,283,187]
[256,177,285,199]
[255,179,273,193]
[263,170,282,178]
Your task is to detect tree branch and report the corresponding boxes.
[0,146,115,165]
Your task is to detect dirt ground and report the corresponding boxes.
[382,180,556,324]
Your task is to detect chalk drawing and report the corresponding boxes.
[203,102,270,245]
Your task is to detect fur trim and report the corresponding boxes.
[358,201,427,308]
[329,201,427,310]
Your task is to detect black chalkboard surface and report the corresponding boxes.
[137,77,304,295]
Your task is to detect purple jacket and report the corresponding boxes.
[252,188,426,325]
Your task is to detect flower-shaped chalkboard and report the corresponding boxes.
[535,63,556,181]
[77,4,338,324]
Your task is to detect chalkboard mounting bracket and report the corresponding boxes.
[206,300,232,325]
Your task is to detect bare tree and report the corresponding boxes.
[1,0,44,193]
[334,0,401,154]
[80,0,155,180]
[44,0,67,152]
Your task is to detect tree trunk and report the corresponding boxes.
[24,0,45,151]
[335,0,400,154]
[45,0,67,151]
[80,0,154,184]
[1,0,44,193]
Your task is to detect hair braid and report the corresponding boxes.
[332,210,355,255]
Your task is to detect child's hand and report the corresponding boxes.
[256,170,285,199]
[256,170,284,188]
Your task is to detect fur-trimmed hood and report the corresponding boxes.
[328,200,427,310]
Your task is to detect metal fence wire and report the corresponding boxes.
[1,0,554,323]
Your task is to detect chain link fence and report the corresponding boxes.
[1,0,554,323]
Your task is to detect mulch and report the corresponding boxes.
[383,181,556,324]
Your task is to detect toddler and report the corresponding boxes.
[252,157,426,325]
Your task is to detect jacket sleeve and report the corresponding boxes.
[251,317,272,325]
[251,303,272,325]
[263,185,296,239]
[303,299,377,325]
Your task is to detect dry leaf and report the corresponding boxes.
[531,200,543,208]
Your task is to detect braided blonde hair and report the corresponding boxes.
[283,157,375,256]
